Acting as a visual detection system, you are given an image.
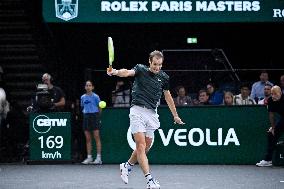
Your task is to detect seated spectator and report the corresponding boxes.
[234,83,256,105]
[223,91,234,105]
[280,75,284,94]
[207,82,223,105]
[258,84,272,105]
[250,70,273,103]
[174,86,192,106]
[197,89,210,105]
[112,80,130,107]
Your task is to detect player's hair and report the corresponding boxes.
[149,50,164,62]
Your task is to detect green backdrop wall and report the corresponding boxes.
[100,106,269,164]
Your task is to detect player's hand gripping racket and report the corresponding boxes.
[108,37,114,72]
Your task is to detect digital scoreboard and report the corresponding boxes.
[29,112,71,161]
[43,0,284,23]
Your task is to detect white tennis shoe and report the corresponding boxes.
[120,163,130,184]
[147,178,160,189]
[256,160,272,167]
[92,158,102,165]
[81,157,93,164]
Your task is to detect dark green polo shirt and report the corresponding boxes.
[131,64,169,110]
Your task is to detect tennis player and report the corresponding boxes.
[107,50,185,189]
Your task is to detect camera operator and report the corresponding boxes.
[28,73,65,113]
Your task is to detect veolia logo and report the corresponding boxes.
[158,128,240,146]
[127,127,155,150]
[33,115,67,134]
[127,127,240,149]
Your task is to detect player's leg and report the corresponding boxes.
[133,132,149,174]
[144,130,160,189]
[120,132,149,184]
[128,136,152,164]
[144,111,160,189]
[120,106,147,184]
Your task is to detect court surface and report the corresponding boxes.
[0,164,283,189]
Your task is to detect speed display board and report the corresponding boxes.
[29,112,71,161]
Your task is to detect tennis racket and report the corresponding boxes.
[108,37,114,72]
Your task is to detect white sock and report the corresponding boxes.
[96,154,101,160]
[145,173,152,181]
[126,161,134,170]
[87,155,92,159]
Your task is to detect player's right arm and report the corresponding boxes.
[107,68,135,77]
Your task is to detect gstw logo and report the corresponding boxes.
[33,115,67,134]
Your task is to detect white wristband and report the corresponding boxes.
[113,69,119,75]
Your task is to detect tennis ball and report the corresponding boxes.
[99,101,106,109]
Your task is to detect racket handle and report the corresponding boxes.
[108,65,112,72]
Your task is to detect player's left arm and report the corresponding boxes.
[164,90,185,125]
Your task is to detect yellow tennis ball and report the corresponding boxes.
[99,101,106,108]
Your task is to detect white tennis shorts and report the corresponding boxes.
[129,105,160,138]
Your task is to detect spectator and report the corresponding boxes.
[81,80,102,165]
[223,91,234,105]
[234,83,256,105]
[250,70,273,102]
[112,80,130,107]
[4,100,27,162]
[0,87,9,152]
[256,86,284,167]
[174,86,192,106]
[197,89,210,105]
[280,75,284,94]
[0,87,9,123]
[258,84,272,105]
[207,82,223,105]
